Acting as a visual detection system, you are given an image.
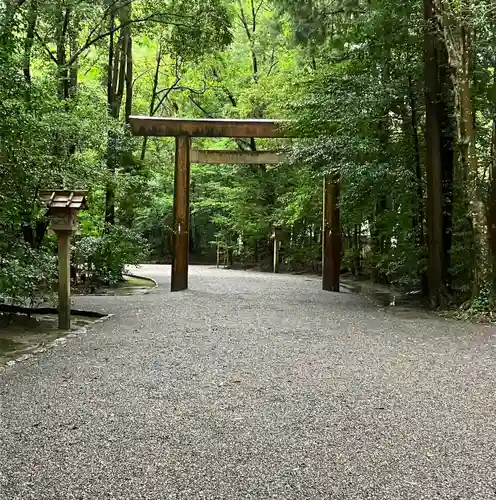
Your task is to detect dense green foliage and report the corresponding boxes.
[1,0,495,311]
[73,225,150,286]
[276,0,496,309]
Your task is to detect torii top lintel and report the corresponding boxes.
[129,116,293,138]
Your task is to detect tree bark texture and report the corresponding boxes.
[423,0,444,306]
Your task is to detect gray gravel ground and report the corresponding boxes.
[1,265,496,500]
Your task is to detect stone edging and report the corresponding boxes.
[123,273,159,292]
[0,310,113,375]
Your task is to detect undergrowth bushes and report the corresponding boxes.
[72,225,150,286]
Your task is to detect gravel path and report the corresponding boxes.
[1,265,496,499]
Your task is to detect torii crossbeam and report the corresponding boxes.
[129,116,341,293]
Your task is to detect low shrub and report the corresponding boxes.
[0,242,57,306]
[73,225,150,286]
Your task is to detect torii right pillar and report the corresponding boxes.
[322,176,341,292]
[171,135,191,292]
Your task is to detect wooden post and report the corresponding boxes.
[273,238,279,273]
[57,231,71,329]
[171,135,191,291]
[39,190,88,330]
[216,242,220,268]
[322,176,341,292]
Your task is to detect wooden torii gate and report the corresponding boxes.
[129,116,340,293]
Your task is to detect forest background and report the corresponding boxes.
[1,0,495,313]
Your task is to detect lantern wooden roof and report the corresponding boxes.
[39,190,88,210]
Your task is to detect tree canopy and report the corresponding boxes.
[1,0,496,314]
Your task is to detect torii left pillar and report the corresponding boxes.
[171,135,191,291]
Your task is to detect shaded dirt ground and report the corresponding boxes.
[1,265,496,499]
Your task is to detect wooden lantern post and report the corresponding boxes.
[39,190,88,330]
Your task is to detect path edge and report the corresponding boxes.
[0,312,114,376]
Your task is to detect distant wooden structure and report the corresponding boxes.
[270,226,284,274]
[129,116,341,293]
[216,242,229,268]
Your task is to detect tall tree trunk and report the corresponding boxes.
[438,46,455,290]
[488,0,496,292]
[238,0,259,82]
[407,74,425,250]
[23,0,37,85]
[487,1,496,293]
[107,8,115,111]
[458,47,485,291]
[124,33,133,123]
[105,8,116,226]
[105,3,132,226]
[56,7,71,101]
[373,92,391,284]
[141,46,162,160]
[440,0,486,293]
[69,24,79,99]
[489,117,496,289]
[423,0,445,306]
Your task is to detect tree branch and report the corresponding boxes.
[266,49,277,76]
[152,76,181,115]
[255,0,264,18]
[212,67,238,106]
[33,30,58,64]
[251,0,257,33]
[188,95,214,118]
[237,0,251,40]
[62,6,70,39]
[69,15,187,66]
[132,69,151,88]
[80,0,133,61]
